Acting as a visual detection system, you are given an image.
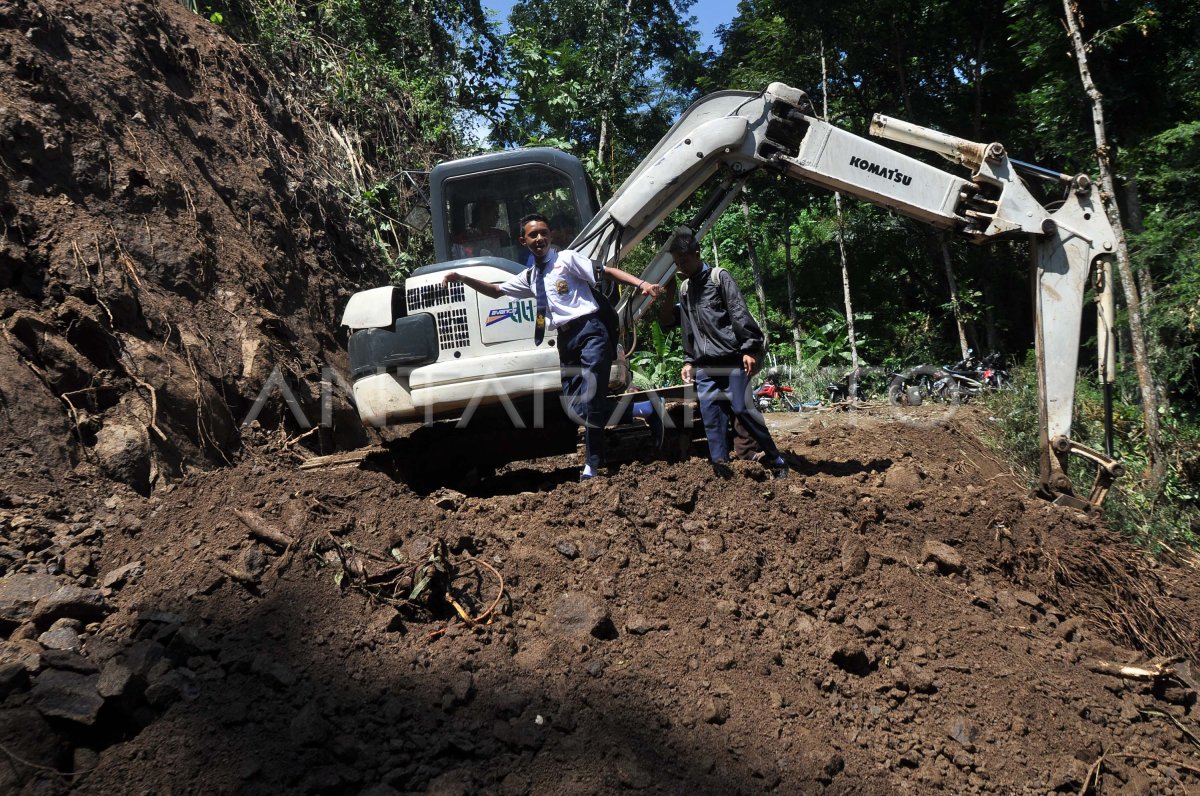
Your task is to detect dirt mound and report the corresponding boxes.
[3,411,1197,794]
[0,0,384,491]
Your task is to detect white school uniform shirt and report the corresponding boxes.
[497,249,600,329]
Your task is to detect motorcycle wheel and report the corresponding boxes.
[887,377,906,406]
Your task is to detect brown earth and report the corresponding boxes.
[1,1,1199,795]
[0,0,383,495]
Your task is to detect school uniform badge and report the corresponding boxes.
[555,279,569,295]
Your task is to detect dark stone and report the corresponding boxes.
[841,539,869,576]
[93,422,151,493]
[30,668,103,724]
[921,540,964,574]
[0,708,65,793]
[0,662,28,696]
[947,715,979,751]
[38,619,81,650]
[0,573,61,626]
[0,638,43,673]
[624,613,656,635]
[122,639,166,677]
[31,584,109,626]
[98,658,135,699]
[144,668,198,707]
[40,648,99,673]
[100,560,145,590]
[545,592,615,640]
[1013,590,1042,609]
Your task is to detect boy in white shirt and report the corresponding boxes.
[443,214,662,478]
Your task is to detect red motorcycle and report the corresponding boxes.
[754,379,799,412]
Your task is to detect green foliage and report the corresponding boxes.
[630,324,684,388]
[986,362,1200,553]
[798,310,872,370]
[1127,121,1200,399]
[495,0,700,191]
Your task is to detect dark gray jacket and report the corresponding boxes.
[665,265,765,366]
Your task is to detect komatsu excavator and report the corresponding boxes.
[341,82,1123,511]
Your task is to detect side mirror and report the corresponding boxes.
[404,205,432,231]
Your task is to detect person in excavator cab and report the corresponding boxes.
[451,199,510,258]
[658,226,789,479]
[443,213,663,480]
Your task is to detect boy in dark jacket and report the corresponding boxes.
[658,226,788,478]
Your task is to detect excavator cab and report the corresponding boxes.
[431,149,597,267]
[342,149,606,427]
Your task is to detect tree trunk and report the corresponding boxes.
[1062,0,1165,482]
[823,41,858,373]
[739,196,770,353]
[784,226,802,363]
[940,236,971,359]
[834,192,859,373]
[595,0,634,176]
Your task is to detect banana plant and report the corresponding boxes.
[630,325,684,389]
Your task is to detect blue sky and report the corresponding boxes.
[484,0,736,49]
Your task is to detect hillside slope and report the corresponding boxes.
[1,0,383,491]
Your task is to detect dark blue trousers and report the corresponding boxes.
[557,315,613,470]
[694,364,780,463]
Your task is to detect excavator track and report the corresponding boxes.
[357,389,703,493]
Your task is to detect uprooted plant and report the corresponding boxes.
[311,535,505,633]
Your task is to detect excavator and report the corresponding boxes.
[341,82,1123,512]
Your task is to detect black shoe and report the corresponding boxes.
[766,456,789,479]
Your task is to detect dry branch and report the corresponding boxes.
[1086,658,1175,681]
[233,508,294,549]
[213,562,258,585]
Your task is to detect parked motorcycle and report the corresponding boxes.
[887,364,947,406]
[827,366,867,403]
[755,379,800,412]
[888,351,1011,405]
[940,351,1012,402]
[977,352,1012,390]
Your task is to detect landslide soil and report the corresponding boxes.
[2,2,1200,795]
[5,406,1200,794]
